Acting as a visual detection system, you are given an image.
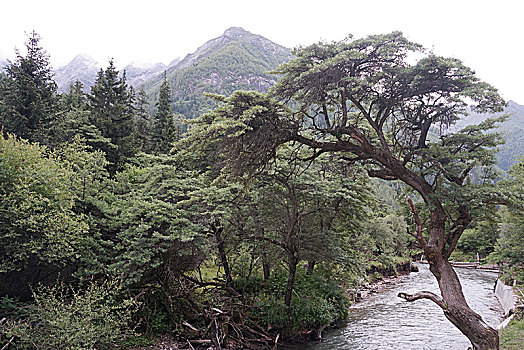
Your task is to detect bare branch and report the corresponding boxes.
[398,291,445,309]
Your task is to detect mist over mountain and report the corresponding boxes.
[54,56,171,92]
[122,61,167,88]
[54,54,100,93]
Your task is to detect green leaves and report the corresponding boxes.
[0,133,87,272]
[181,90,293,176]
[88,60,137,173]
[3,280,137,349]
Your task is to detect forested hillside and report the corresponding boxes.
[453,101,524,171]
[0,29,523,350]
[142,27,291,118]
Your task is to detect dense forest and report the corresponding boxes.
[0,31,523,350]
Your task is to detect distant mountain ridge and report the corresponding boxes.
[52,27,290,112]
[53,55,174,92]
[123,61,167,88]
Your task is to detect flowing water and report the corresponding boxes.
[306,263,502,350]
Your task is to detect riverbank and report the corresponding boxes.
[352,261,416,302]
[496,279,524,349]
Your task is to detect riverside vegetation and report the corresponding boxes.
[0,31,523,349]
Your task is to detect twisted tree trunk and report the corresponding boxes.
[400,202,499,350]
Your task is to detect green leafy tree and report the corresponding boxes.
[490,159,524,280]
[55,137,114,277]
[0,31,58,143]
[184,91,372,306]
[48,81,113,151]
[188,33,506,348]
[89,60,137,172]
[248,147,371,306]
[0,133,88,298]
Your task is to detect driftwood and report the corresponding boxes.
[177,272,328,349]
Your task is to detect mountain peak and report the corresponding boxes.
[223,27,250,38]
[70,54,97,65]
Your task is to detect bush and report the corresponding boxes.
[251,269,349,338]
[1,280,137,349]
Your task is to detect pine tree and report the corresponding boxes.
[134,88,150,152]
[88,60,137,172]
[153,72,178,153]
[47,80,112,150]
[0,31,58,143]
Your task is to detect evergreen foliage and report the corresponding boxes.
[152,73,179,153]
[89,60,137,173]
[490,159,524,281]
[134,87,153,152]
[0,31,58,143]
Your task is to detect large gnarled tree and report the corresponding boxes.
[273,32,505,350]
[190,32,506,349]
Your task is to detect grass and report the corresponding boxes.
[500,317,524,349]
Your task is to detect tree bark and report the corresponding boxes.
[213,225,232,284]
[429,252,499,350]
[401,213,499,350]
[284,253,298,307]
[262,259,271,281]
[307,260,315,275]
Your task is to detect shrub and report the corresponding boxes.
[2,280,136,349]
[251,269,349,338]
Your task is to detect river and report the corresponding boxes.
[306,263,503,350]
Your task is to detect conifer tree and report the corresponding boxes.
[89,60,137,172]
[153,72,178,153]
[48,80,112,150]
[0,31,58,143]
[134,87,153,152]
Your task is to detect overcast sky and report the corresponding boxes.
[1,0,522,103]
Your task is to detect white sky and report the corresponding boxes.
[1,0,523,103]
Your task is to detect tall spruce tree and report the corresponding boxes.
[48,80,112,150]
[134,87,153,152]
[89,60,137,172]
[0,31,58,143]
[153,72,178,153]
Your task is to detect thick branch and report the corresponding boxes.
[443,206,472,259]
[405,195,429,249]
[367,168,399,180]
[398,291,445,309]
